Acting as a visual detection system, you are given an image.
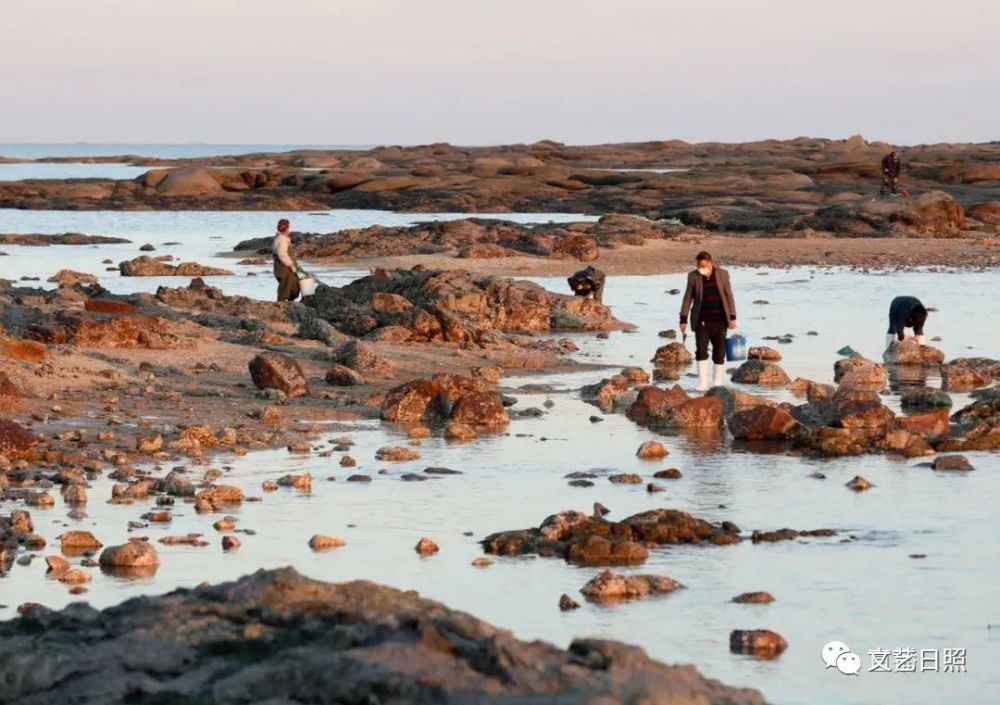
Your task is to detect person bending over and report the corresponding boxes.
[679,251,737,392]
[272,218,300,302]
[567,265,606,304]
[886,295,928,348]
[880,149,902,197]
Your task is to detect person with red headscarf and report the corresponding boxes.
[272,218,300,301]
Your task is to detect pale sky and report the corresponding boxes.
[2,0,997,145]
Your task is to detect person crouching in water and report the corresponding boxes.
[886,296,928,348]
[567,265,606,304]
[272,218,300,302]
[679,251,737,391]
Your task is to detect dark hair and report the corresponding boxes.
[909,304,928,328]
[277,218,290,231]
[695,251,713,263]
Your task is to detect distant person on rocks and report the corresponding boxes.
[272,218,300,302]
[886,295,928,348]
[567,265,606,304]
[679,251,737,391]
[880,149,902,196]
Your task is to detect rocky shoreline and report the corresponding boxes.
[2,138,999,244]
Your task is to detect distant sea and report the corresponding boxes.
[0,143,374,160]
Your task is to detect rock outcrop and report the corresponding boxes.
[0,568,767,705]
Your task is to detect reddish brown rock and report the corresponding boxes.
[448,391,510,428]
[891,409,951,440]
[628,385,690,426]
[748,346,782,361]
[580,570,683,601]
[732,592,775,604]
[651,343,693,367]
[650,396,724,431]
[98,541,160,569]
[941,364,991,392]
[728,406,806,441]
[415,537,440,556]
[0,419,37,458]
[933,455,973,471]
[636,440,669,459]
[325,364,365,386]
[309,535,346,550]
[731,360,790,387]
[581,376,630,413]
[883,341,945,365]
[248,352,308,398]
[729,629,788,658]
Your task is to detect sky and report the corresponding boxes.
[2,0,998,146]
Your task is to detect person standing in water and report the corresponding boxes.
[679,251,737,392]
[272,218,300,302]
[880,149,902,196]
[886,296,928,348]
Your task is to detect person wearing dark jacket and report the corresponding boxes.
[886,296,928,348]
[880,150,902,196]
[679,251,737,391]
[567,265,606,304]
[272,218,300,302]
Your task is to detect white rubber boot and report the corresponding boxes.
[713,363,727,387]
[885,333,897,350]
[696,360,710,392]
[915,335,926,345]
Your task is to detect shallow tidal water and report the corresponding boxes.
[0,209,999,705]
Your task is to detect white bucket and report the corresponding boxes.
[298,275,318,297]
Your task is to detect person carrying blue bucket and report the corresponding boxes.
[679,251,740,392]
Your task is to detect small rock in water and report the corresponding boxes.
[559,594,580,611]
[845,475,873,491]
[933,455,973,472]
[222,536,241,551]
[729,629,787,658]
[646,483,664,493]
[609,473,642,485]
[568,479,594,487]
[653,468,683,480]
[471,557,493,568]
[592,502,610,518]
[658,329,677,339]
[308,535,346,550]
[732,591,775,604]
[415,537,439,556]
[588,415,604,423]
[636,440,668,459]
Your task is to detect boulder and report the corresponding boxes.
[728,406,806,441]
[883,341,945,365]
[628,385,690,426]
[448,391,510,428]
[119,256,232,277]
[731,360,790,386]
[651,343,692,366]
[933,455,973,471]
[47,269,97,286]
[580,570,683,601]
[834,356,888,390]
[729,630,788,658]
[248,352,308,398]
[748,346,782,361]
[650,396,724,431]
[636,440,669,459]
[0,419,36,458]
[336,340,395,379]
[581,376,630,413]
[941,364,991,392]
[98,541,160,569]
[900,387,952,409]
[891,409,950,440]
[706,387,775,416]
[325,364,365,386]
[152,167,223,196]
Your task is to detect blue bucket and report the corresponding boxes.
[726,333,748,362]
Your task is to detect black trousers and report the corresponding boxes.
[695,320,728,364]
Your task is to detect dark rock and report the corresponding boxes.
[248,352,308,398]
